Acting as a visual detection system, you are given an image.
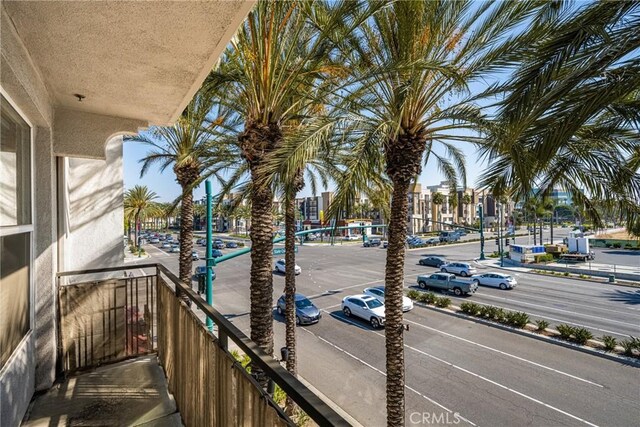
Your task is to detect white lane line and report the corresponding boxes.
[308,273,417,299]
[300,328,477,427]
[321,303,343,311]
[403,319,603,387]
[323,310,600,427]
[474,294,640,329]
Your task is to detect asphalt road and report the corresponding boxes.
[140,241,640,427]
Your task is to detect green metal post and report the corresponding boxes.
[498,203,504,267]
[205,180,214,331]
[479,204,486,260]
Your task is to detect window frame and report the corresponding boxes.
[0,86,36,370]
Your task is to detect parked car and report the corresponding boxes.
[417,273,478,296]
[363,286,413,312]
[471,272,517,290]
[439,231,460,243]
[343,235,360,241]
[196,238,205,245]
[225,241,238,248]
[408,237,424,246]
[363,238,381,247]
[455,229,468,236]
[419,256,447,267]
[382,240,388,248]
[170,246,180,253]
[440,262,477,277]
[171,243,179,248]
[150,238,160,243]
[342,295,385,328]
[212,249,223,258]
[274,259,301,275]
[424,237,440,245]
[191,250,199,261]
[276,294,321,325]
[161,243,171,248]
[213,241,225,249]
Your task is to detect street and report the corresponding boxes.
[138,238,640,427]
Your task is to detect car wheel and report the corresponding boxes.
[418,281,427,289]
[441,268,448,273]
[453,287,463,296]
[499,283,508,290]
[296,316,301,325]
[343,307,351,317]
[460,271,468,277]
[276,306,283,316]
[370,317,380,328]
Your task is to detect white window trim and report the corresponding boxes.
[0,85,36,334]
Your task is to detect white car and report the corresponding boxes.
[343,235,360,241]
[440,262,477,277]
[363,286,413,312]
[170,246,180,253]
[341,295,385,328]
[149,238,160,243]
[274,259,301,275]
[471,272,517,290]
[161,242,171,248]
[191,250,199,261]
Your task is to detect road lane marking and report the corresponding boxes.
[323,310,601,427]
[300,328,477,427]
[403,319,603,387]
[473,294,640,329]
[308,273,418,299]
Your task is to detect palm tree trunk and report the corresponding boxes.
[178,186,194,286]
[284,192,297,415]
[134,213,140,250]
[385,178,410,426]
[533,215,537,245]
[550,211,554,244]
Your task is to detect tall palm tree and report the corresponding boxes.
[462,193,472,225]
[127,95,226,288]
[204,0,364,362]
[326,2,544,423]
[124,185,159,250]
[477,1,640,230]
[431,192,446,231]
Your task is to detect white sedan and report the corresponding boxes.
[363,286,413,312]
[170,246,180,253]
[470,272,517,290]
[274,259,301,275]
[341,294,386,328]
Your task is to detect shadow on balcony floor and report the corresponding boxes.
[22,355,182,426]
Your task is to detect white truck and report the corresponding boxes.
[561,237,595,262]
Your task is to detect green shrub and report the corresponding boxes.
[535,320,549,331]
[605,243,612,248]
[624,243,632,249]
[417,292,436,304]
[612,242,622,248]
[620,339,636,356]
[272,384,287,406]
[601,335,617,352]
[505,311,529,328]
[407,290,421,300]
[434,297,451,308]
[573,328,593,345]
[460,302,479,315]
[563,272,570,276]
[534,253,554,263]
[494,308,507,323]
[556,324,575,340]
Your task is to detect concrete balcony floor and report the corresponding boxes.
[22,355,182,426]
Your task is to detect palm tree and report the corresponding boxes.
[204,0,363,362]
[477,1,640,231]
[431,192,446,231]
[449,193,459,224]
[326,2,543,423]
[462,193,472,225]
[124,185,159,250]
[127,94,225,288]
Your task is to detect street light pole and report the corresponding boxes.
[478,203,485,260]
[205,180,214,331]
[498,203,504,267]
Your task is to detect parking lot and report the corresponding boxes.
[140,237,640,426]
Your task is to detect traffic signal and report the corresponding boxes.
[505,238,510,246]
[495,238,499,245]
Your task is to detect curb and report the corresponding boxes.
[474,259,640,288]
[410,301,640,367]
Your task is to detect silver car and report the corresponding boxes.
[440,262,477,277]
[274,259,301,275]
[471,272,517,290]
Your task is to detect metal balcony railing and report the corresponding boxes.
[56,263,350,427]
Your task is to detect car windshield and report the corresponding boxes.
[295,298,313,309]
[365,299,383,309]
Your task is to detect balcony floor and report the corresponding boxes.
[22,355,182,426]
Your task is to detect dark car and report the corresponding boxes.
[276,294,321,325]
[363,238,381,247]
[212,249,223,258]
[419,256,447,267]
[225,241,238,248]
[194,266,216,281]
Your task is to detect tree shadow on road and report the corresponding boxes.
[605,289,640,305]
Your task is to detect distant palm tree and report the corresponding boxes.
[432,192,446,231]
[124,185,159,250]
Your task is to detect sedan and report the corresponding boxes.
[274,259,301,275]
[170,246,180,253]
[212,249,223,258]
[341,295,385,328]
[276,294,321,325]
[471,272,517,290]
[150,238,160,244]
[419,256,447,267]
[424,237,440,245]
[363,286,413,312]
[196,238,205,245]
[363,238,381,247]
[226,241,238,249]
[213,241,225,249]
[161,242,171,249]
[191,251,199,261]
[440,262,477,277]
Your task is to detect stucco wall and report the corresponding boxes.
[60,136,124,271]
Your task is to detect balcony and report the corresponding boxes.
[23,264,349,426]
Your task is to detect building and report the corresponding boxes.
[0,3,339,426]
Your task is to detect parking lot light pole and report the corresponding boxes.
[478,204,486,260]
[498,203,504,267]
[205,180,214,331]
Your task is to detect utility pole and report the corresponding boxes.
[478,203,485,260]
[205,180,214,331]
[498,203,504,267]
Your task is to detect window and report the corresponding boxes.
[0,93,32,369]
